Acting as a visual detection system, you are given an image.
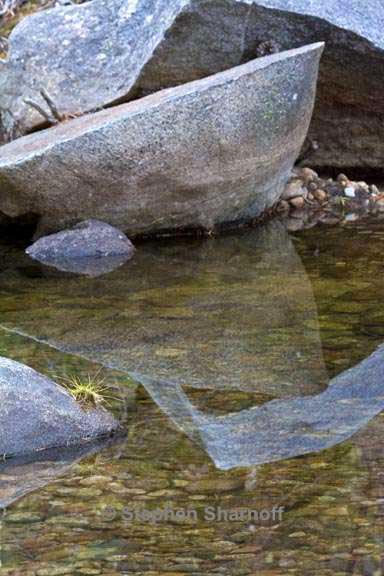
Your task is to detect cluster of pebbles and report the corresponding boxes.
[276,167,384,231]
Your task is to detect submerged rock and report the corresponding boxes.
[26,219,135,275]
[0,0,186,140]
[0,357,118,457]
[0,43,323,236]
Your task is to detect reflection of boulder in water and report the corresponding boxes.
[138,346,384,469]
[0,221,327,398]
[0,438,119,509]
[26,253,132,277]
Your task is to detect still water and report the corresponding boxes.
[0,217,384,575]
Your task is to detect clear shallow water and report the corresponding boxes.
[1,217,384,574]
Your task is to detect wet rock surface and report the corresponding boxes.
[0,44,323,237]
[26,219,135,275]
[0,356,118,457]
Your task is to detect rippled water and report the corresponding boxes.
[1,217,384,575]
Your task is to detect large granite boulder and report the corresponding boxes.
[136,0,384,170]
[1,0,383,169]
[0,357,118,457]
[0,43,323,237]
[0,0,186,140]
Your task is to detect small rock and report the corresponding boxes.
[374,199,384,212]
[289,196,306,209]
[357,181,370,192]
[308,181,318,192]
[26,220,135,275]
[296,167,318,184]
[337,173,349,183]
[344,212,360,222]
[313,189,328,203]
[281,178,307,200]
[0,357,118,457]
[370,184,380,196]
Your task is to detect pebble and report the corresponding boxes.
[281,178,307,200]
[374,199,384,212]
[289,196,306,209]
[296,167,318,184]
[313,189,327,203]
[277,168,383,228]
[357,180,370,192]
[371,184,380,195]
[308,181,318,192]
[276,199,290,213]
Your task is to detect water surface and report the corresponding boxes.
[1,217,384,575]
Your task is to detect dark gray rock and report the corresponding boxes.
[0,43,323,236]
[0,357,118,457]
[136,0,384,170]
[26,219,135,275]
[0,0,186,140]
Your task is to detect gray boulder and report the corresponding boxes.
[1,0,383,169]
[0,0,186,140]
[0,357,118,457]
[0,43,323,237]
[137,0,384,170]
[26,219,135,275]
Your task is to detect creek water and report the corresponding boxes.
[0,216,384,575]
